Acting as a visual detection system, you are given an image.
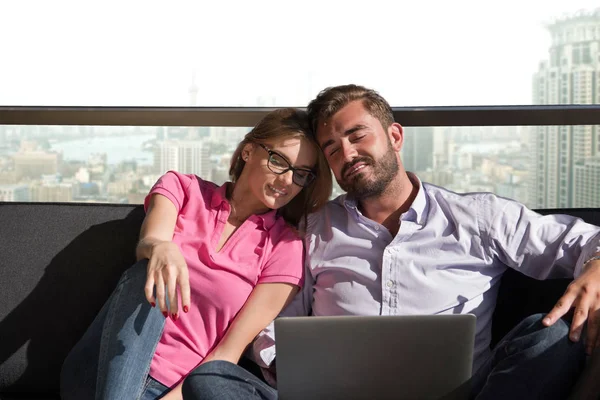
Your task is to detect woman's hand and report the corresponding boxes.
[144,240,191,320]
[137,193,191,319]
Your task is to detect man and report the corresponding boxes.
[182,85,600,400]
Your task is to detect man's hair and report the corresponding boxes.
[306,84,395,133]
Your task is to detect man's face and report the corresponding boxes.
[316,100,403,199]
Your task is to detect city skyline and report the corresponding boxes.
[1,5,600,208]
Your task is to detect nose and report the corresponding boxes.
[340,141,357,162]
[277,169,294,186]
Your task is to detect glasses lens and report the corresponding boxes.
[293,170,316,187]
[268,153,289,172]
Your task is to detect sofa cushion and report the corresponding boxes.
[0,203,144,397]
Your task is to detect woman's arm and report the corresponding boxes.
[205,282,299,364]
[161,282,299,400]
[137,193,191,318]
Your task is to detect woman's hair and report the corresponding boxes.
[229,108,332,227]
[306,84,394,132]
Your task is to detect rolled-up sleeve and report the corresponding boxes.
[478,193,600,279]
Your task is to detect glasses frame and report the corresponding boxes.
[258,144,316,188]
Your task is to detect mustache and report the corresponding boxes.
[341,157,373,178]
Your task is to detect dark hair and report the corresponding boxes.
[306,84,394,132]
[229,108,332,227]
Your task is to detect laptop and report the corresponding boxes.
[275,314,476,400]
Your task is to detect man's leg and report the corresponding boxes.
[60,260,165,400]
[182,360,277,400]
[472,313,586,400]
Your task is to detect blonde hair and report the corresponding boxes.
[229,108,332,227]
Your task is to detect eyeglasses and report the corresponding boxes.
[258,144,316,188]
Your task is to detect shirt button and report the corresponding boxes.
[386,280,394,288]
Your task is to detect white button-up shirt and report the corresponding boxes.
[253,175,600,374]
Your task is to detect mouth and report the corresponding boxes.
[343,162,369,179]
[267,184,288,197]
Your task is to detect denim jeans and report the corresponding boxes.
[60,260,166,400]
[470,313,585,400]
[181,314,585,400]
[182,360,277,400]
[140,376,170,400]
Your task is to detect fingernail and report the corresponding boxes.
[543,318,551,325]
[150,302,156,308]
[171,313,178,321]
[183,305,189,313]
[571,333,580,341]
[162,311,168,318]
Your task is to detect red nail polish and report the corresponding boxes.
[172,313,178,321]
[151,302,156,308]
[183,305,189,313]
[162,311,168,318]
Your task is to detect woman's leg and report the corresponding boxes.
[139,376,171,400]
[61,260,166,400]
[182,360,277,400]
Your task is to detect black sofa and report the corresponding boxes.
[0,202,599,399]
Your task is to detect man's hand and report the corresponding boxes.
[543,260,600,355]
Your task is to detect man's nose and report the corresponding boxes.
[341,142,357,162]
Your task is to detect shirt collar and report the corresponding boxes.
[404,172,428,226]
[341,172,429,226]
[210,182,278,230]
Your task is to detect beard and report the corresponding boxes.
[338,142,399,199]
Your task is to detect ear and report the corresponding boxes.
[241,143,255,161]
[389,123,404,152]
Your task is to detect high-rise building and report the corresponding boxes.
[0,184,30,201]
[402,127,434,173]
[30,183,73,202]
[13,151,62,180]
[154,140,211,179]
[574,157,600,207]
[530,9,600,208]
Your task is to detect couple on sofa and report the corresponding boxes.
[60,84,600,400]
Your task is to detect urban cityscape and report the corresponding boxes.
[0,9,599,208]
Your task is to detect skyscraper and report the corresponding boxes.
[402,127,434,173]
[530,9,600,208]
[154,140,211,179]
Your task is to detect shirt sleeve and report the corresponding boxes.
[478,193,600,279]
[256,228,305,287]
[143,171,195,213]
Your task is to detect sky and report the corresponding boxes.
[0,0,599,107]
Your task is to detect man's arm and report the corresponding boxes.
[479,193,600,354]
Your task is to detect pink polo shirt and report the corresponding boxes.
[144,171,304,387]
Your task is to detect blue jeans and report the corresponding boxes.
[181,314,585,400]
[182,360,277,400]
[60,260,167,400]
[470,313,585,400]
[140,376,170,400]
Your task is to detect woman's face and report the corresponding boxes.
[242,136,317,210]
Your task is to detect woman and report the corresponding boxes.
[60,108,332,399]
